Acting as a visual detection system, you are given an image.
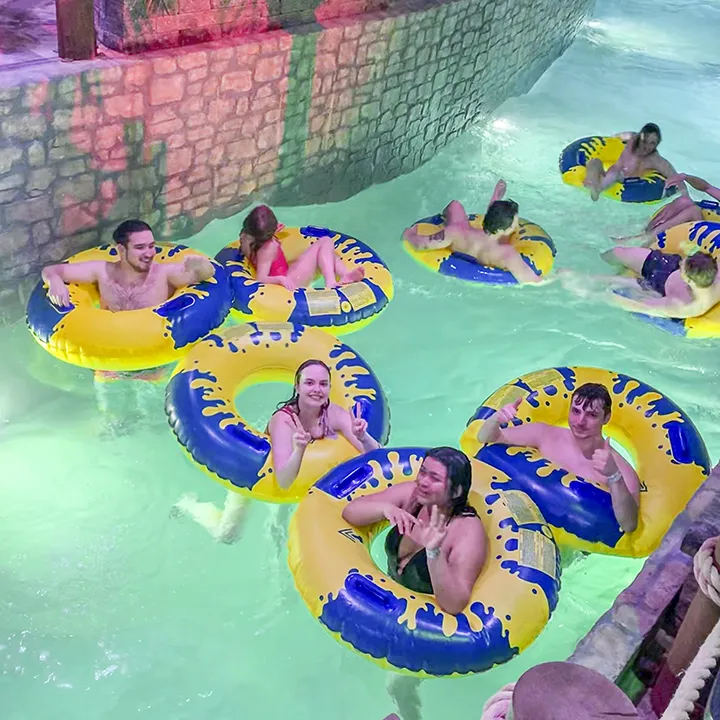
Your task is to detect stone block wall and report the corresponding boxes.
[0,0,594,324]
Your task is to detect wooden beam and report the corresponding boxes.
[56,0,96,60]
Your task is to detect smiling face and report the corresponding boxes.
[568,396,609,441]
[119,229,156,273]
[296,363,331,410]
[414,456,452,508]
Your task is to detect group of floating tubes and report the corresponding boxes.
[24,132,716,679]
[286,364,709,676]
[26,227,395,371]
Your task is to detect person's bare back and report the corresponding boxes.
[403,183,542,284]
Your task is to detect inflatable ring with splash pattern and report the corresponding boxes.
[559,136,677,204]
[289,447,561,677]
[402,214,556,284]
[460,367,710,558]
[216,225,394,334]
[614,220,720,338]
[165,322,390,504]
[25,244,232,371]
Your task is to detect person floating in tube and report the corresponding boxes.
[402,180,544,284]
[602,242,720,319]
[342,446,487,720]
[582,123,683,202]
[41,219,215,435]
[477,383,639,533]
[173,359,381,545]
[240,205,364,291]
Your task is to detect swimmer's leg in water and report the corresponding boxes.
[388,675,423,720]
[606,247,651,274]
[94,371,132,435]
[583,159,622,202]
[267,504,292,560]
[615,197,704,246]
[173,490,250,544]
[132,375,164,424]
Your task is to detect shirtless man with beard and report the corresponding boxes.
[42,219,215,433]
[42,219,214,311]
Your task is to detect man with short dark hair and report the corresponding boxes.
[42,219,214,311]
[41,219,215,434]
[477,382,639,533]
[402,179,543,283]
[604,244,720,319]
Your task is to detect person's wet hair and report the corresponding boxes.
[424,446,476,517]
[483,200,519,235]
[277,359,332,413]
[242,205,279,261]
[113,219,153,247]
[684,251,717,288]
[572,383,612,417]
[633,123,661,151]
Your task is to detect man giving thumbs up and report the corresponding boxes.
[477,383,639,533]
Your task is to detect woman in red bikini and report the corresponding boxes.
[240,205,364,292]
[268,359,381,488]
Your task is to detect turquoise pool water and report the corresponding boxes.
[3,0,720,717]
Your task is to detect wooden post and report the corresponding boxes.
[56,0,97,60]
[512,662,638,719]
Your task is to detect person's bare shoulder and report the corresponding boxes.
[537,423,566,441]
[99,259,116,280]
[446,511,485,545]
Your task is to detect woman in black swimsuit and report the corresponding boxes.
[343,447,486,720]
[342,446,487,613]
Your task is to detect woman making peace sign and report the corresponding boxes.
[268,359,381,489]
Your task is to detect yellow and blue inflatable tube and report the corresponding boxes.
[695,199,720,223]
[559,136,677,204]
[165,322,390,504]
[403,214,555,284]
[289,447,561,677]
[26,243,232,371]
[460,367,710,558]
[216,225,393,334]
[616,220,720,338]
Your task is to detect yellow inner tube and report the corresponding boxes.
[403,214,555,284]
[165,322,390,503]
[219,226,394,335]
[25,244,230,371]
[289,448,561,677]
[560,136,670,204]
[460,366,710,557]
